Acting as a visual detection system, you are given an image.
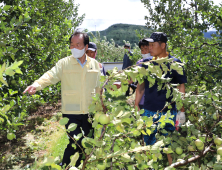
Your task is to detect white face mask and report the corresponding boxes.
[141,53,151,59]
[71,47,85,59]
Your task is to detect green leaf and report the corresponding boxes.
[139,67,148,76]
[1,105,10,113]
[122,118,131,124]
[68,123,77,132]
[116,123,125,132]
[146,129,152,135]
[70,152,79,167]
[0,63,6,76]
[146,119,153,127]
[3,5,11,11]
[159,115,166,122]
[51,164,62,170]
[141,130,147,135]
[59,117,69,125]
[0,41,6,47]
[121,83,128,92]
[148,75,155,86]
[10,60,23,70]
[5,68,15,76]
[15,68,23,74]
[74,133,82,141]
[139,109,144,115]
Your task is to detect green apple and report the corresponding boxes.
[214,137,222,146]
[94,113,102,122]
[11,80,16,85]
[216,144,222,149]
[7,133,15,140]
[213,112,219,120]
[195,139,204,147]
[176,147,183,155]
[197,145,204,150]
[188,145,195,151]
[217,147,222,156]
[99,114,110,125]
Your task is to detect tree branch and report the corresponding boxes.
[169,143,213,168]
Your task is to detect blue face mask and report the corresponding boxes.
[71,47,85,59]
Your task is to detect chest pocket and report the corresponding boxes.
[63,69,82,89]
[62,90,81,112]
[85,70,99,89]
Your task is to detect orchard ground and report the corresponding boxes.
[0,91,136,169]
[0,101,69,170]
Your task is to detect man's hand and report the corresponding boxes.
[23,86,36,95]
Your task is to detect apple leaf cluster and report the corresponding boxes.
[89,32,125,63]
[44,56,219,170]
[0,0,84,140]
[48,0,222,168]
[140,0,222,169]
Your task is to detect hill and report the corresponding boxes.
[89,23,153,48]
[89,24,218,48]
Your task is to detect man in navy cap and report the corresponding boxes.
[135,32,187,165]
[86,42,106,75]
[135,38,151,110]
[86,42,97,59]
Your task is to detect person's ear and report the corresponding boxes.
[161,42,166,49]
[85,44,88,51]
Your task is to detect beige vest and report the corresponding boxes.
[34,55,100,114]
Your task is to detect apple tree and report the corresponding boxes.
[0,0,84,140]
[89,32,125,63]
[36,0,222,169]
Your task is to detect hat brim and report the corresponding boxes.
[87,48,96,51]
[144,38,154,42]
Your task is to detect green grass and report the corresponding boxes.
[49,131,69,158]
[28,114,69,170]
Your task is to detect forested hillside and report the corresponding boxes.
[90,24,219,48]
[90,23,153,47]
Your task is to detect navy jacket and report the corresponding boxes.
[122,51,133,70]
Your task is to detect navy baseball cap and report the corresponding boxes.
[88,42,97,51]
[144,32,167,43]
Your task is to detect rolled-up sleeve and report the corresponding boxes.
[32,60,63,91]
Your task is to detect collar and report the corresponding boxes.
[70,54,91,65]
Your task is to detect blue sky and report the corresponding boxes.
[74,0,221,32]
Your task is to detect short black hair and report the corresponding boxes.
[139,38,149,49]
[69,29,89,46]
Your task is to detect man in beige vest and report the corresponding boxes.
[23,30,101,168]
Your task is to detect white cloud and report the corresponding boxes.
[74,0,221,32]
[75,0,148,31]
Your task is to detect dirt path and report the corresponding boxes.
[0,101,64,170]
